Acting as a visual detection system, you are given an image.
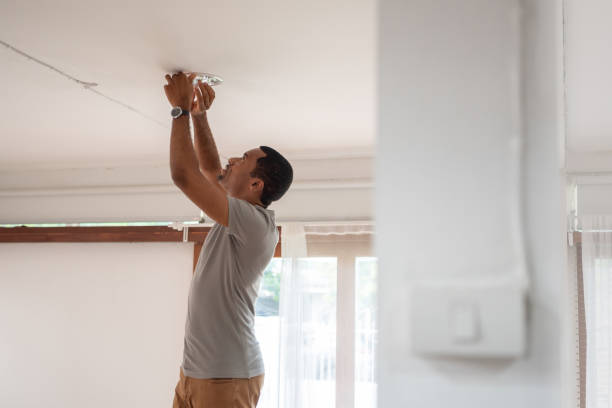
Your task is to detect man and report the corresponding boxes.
[163,72,293,407]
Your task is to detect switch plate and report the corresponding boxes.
[450,302,480,343]
[410,282,526,358]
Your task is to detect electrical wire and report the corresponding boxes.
[0,39,168,129]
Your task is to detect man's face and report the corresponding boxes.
[218,147,266,194]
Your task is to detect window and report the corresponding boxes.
[575,217,612,408]
[255,229,376,408]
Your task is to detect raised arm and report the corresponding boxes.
[164,73,199,181]
[164,72,229,226]
[191,82,224,186]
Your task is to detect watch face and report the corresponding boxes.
[171,106,182,117]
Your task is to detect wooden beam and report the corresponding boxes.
[0,225,282,256]
[0,225,210,243]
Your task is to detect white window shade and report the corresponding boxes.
[577,183,612,217]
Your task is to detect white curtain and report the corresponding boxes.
[278,222,309,408]
[277,222,375,408]
[581,216,612,408]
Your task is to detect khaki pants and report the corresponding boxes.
[172,367,264,408]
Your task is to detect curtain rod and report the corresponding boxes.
[179,220,374,229]
[276,219,373,226]
[0,220,375,229]
[192,220,374,227]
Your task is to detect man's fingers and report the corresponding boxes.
[197,82,206,95]
[171,72,186,85]
[195,87,205,109]
[165,75,172,85]
[164,85,172,101]
[195,88,208,112]
[199,82,215,99]
[205,83,215,101]
[202,86,210,108]
[187,73,196,83]
[199,82,215,105]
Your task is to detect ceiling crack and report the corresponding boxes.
[1,39,168,129]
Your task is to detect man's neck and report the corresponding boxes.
[232,193,264,208]
[249,198,265,208]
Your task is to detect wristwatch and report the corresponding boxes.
[171,106,190,119]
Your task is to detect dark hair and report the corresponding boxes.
[250,146,293,208]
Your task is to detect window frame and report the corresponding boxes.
[306,233,374,408]
[573,231,587,408]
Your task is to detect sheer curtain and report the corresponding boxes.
[276,222,376,408]
[278,223,309,408]
[581,216,612,408]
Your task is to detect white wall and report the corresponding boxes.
[0,242,193,407]
[564,0,612,216]
[0,154,374,408]
[376,0,566,406]
[0,154,373,224]
[578,184,612,215]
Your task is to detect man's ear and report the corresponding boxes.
[250,178,264,192]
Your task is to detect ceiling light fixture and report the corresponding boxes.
[187,72,224,86]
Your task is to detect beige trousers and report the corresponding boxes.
[172,367,264,408]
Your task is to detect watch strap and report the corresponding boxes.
[172,107,190,119]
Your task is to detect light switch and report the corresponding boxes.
[450,302,480,343]
[410,282,526,358]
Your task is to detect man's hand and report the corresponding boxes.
[164,72,196,110]
[190,81,216,117]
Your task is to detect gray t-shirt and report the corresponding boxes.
[181,195,278,379]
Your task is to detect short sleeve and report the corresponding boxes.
[227,196,269,245]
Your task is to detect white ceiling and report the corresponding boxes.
[0,0,376,171]
[565,0,612,155]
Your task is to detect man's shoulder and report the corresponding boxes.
[227,196,276,241]
[232,197,275,222]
